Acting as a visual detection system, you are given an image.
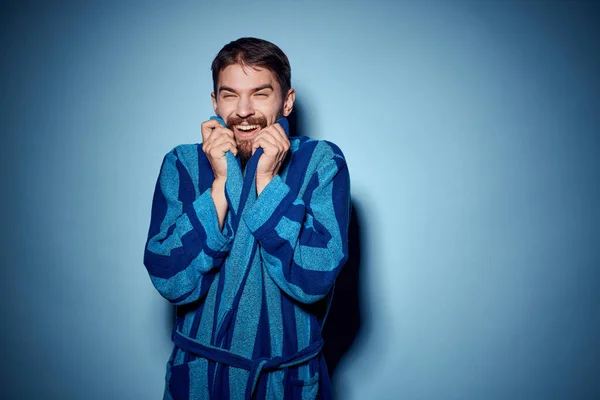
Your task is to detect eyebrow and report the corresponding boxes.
[219,84,274,94]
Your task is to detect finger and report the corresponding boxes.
[213,126,235,139]
[208,127,236,146]
[210,141,237,158]
[272,123,287,141]
[201,119,222,142]
[208,135,237,155]
[216,141,238,157]
[268,124,290,152]
[262,127,286,154]
[253,135,280,154]
[204,132,236,153]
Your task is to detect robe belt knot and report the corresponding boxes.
[172,329,323,400]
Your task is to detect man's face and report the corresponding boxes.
[212,63,295,161]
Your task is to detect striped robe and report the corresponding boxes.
[144,117,350,399]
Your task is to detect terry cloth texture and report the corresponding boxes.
[144,116,351,400]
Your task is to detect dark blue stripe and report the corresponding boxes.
[284,140,319,195]
[176,157,195,205]
[331,158,350,257]
[211,273,226,346]
[288,260,341,297]
[298,217,332,248]
[182,273,219,362]
[168,362,190,400]
[170,286,196,305]
[253,281,271,359]
[302,172,320,205]
[224,188,238,227]
[207,357,216,397]
[143,228,203,279]
[176,308,186,332]
[184,203,229,259]
[188,273,216,338]
[196,144,215,192]
[146,156,169,242]
[325,140,344,158]
[162,224,176,241]
[262,229,342,296]
[281,293,298,367]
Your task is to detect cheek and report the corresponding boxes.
[217,100,237,115]
[259,101,281,123]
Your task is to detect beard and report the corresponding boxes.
[226,110,283,169]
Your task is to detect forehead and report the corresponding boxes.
[218,64,280,92]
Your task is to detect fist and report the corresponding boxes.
[252,123,290,193]
[201,119,237,180]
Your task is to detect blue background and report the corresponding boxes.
[1,1,599,399]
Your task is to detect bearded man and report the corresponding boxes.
[144,37,350,400]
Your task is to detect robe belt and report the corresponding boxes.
[172,329,323,400]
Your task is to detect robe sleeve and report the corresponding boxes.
[243,143,350,304]
[144,147,234,305]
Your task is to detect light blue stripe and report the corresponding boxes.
[299,141,332,194]
[188,358,210,399]
[294,304,311,381]
[274,216,301,244]
[175,145,200,198]
[225,152,242,213]
[265,266,283,357]
[197,274,220,343]
[229,256,262,359]
[158,152,182,233]
[261,250,323,303]
[147,213,191,256]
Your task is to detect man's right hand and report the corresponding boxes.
[201,119,237,180]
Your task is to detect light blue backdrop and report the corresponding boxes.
[1,1,598,399]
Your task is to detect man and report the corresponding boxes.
[144,37,350,400]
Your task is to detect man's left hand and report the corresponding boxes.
[252,123,290,195]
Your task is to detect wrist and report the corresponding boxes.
[212,176,226,187]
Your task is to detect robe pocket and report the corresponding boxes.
[289,372,320,400]
[166,357,209,400]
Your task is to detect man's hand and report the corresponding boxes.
[201,119,237,180]
[252,123,290,195]
[201,119,236,231]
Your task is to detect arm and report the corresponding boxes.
[143,147,234,305]
[243,144,350,304]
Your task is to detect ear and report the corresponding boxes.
[211,92,218,115]
[282,88,296,117]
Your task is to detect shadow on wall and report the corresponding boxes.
[322,200,363,380]
[290,99,364,380]
[161,98,365,381]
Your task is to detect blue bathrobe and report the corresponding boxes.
[144,117,350,399]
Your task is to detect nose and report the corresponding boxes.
[236,96,255,118]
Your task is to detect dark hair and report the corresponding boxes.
[211,37,291,97]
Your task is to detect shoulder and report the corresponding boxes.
[290,137,346,163]
[161,143,205,166]
[285,137,348,187]
[158,143,210,179]
[167,143,201,159]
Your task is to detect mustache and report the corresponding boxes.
[226,116,268,130]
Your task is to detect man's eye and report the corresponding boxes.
[255,93,268,97]
[223,94,235,99]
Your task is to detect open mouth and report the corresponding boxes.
[234,124,261,138]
